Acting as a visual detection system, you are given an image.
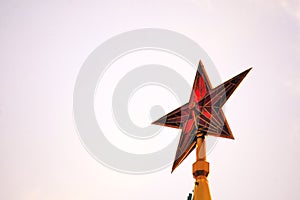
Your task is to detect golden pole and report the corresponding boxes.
[192,134,211,200]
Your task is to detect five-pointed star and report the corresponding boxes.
[152,61,251,172]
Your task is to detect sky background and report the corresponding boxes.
[0,0,300,199]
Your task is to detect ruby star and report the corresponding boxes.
[152,61,251,172]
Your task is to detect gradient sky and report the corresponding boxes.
[0,0,299,200]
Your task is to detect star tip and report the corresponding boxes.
[245,67,252,73]
[151,121,158,125]
[228,134,235,140]
[240,67,252,76]
[151,118,160,125]
[171,164,177,173]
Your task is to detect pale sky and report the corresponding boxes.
[0,0,300,200]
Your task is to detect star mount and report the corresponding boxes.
[152,61,251,172]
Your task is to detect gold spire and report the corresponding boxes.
[192,135,211,200]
